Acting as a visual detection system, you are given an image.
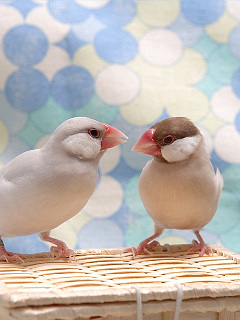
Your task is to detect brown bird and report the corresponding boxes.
[127,117,223,256]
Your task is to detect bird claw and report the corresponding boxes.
[125,240,160,258]
[187,240,212,257]
[0,250,24,263]
[50,244,76,261]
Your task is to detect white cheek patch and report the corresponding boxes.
[161,134,202,163]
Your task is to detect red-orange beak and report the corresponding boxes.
[131,128,161,155]
[101,123,128,150]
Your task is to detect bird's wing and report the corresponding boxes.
[0,149,43,185]
[215,168,224,199]
[215,168,223,206]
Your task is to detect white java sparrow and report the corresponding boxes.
[0,117,127,262]
[128,117,223,256]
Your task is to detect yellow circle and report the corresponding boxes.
[138,0,180,27]
[50,223,78,250]
[161,236,188,245]
[124,17,149,40]
[0,121,9,153]
[120,85,165,126]
[122,57,166,125]
[206,12,238,44]
[164,49,206,86]
[35,134,51,149]
[73,45,107,77]
[166,87,209,122]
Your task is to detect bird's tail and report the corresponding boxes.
[215,168,224,196]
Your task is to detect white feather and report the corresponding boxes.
[161,134,202,163]
[0,117,105,238]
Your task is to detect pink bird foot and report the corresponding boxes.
[187,230,212,257]
[125,231,163,258]
[50,242,76,261]
[187,240,212,257]
[39,232,75,261]
[0,243,23,263]
[125,240,161,258]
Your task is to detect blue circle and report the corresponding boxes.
[94,27,138,64]
[4,234,49,254]
[235,111,240,133]
[230,25,240,60]
[48,0,89,24]
[51,66,94,110]
[6,68,49,112]
[95,0,136,26]
[3,25,48,66]
[232,68,240,99]
[169,14,203,46]
[210,150,230,172]
[181,0,225,26]
[77,219,124,249]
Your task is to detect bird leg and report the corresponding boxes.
[125,231,162,258]
[187,230,212,256]
[0,237,24,263]
[39,232,75,261]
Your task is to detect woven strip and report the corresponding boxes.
[0,244,240,314]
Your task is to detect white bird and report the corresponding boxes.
[127,117,223,256]
[0,117,127,262]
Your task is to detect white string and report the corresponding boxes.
[132,285,142,320]
[131,283,183,320]
[174,283,183,320]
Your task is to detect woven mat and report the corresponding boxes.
[1,244,240,319]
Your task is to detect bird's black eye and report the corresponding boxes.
[88,129,100,138]
[163,135,174,145]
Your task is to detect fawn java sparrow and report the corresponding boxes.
[127,117,223,257]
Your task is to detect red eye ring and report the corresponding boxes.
[163,135,174,145]
[88,129,100,138]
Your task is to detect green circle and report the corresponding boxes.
[222,164,240,195]
[205,190,240,233]
[31,97,72,133]
[221,224,240,254]
[208,46,240,85]
[75,94,118,124]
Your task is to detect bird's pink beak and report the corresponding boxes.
[101,123,128,150]
[132,128,161,155]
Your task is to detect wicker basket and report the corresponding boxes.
[0,244,240,320]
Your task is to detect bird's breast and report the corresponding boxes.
[138,159,219,230]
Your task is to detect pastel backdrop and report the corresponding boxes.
[0,0,240,254]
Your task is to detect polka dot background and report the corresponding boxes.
[0,0,240,254]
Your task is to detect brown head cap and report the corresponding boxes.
[151,117,200,146]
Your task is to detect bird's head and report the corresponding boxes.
[132,117,202,163]
[44,117,127,160]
